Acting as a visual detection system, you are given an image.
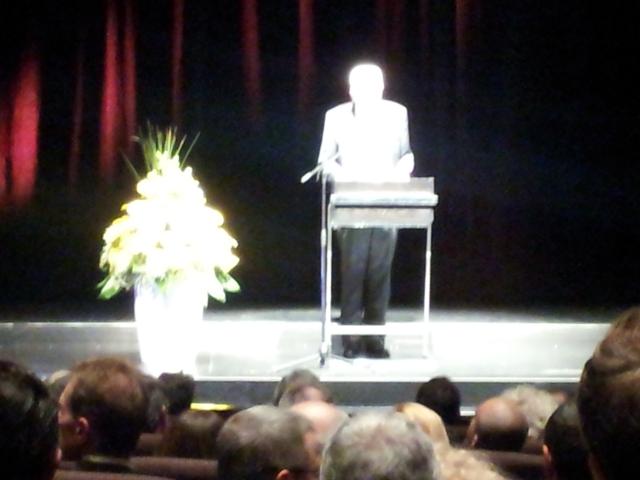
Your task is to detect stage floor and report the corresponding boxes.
[0,307,612,408]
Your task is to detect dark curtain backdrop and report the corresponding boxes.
[0,0,637,310]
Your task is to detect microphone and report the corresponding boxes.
[300,153,340,184]
[300,164,323,184]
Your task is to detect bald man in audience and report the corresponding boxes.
[467,397,529,452]
[290,400,348,448]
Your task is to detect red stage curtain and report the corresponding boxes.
[171,0,184,128]
[9,47,41,206]
[297,0,315,114]
[390,0,406,62]
[376,0,406,62]
[419,0,430,55]
[99,0,121,185]
[375,0,388,56]
[455,0,475,73]
[122,0,137,157]
[68,44,84,188]
[241,0,262,123]
[0,96,8,199]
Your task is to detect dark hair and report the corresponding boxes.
[278,382,333,407]
[272,369,321,406]
[158,372,195,415]
[158,410,224,459]
[415,376,461,424]
[0,359,59,480]
[217,405,315,480]
[140,374,169,433]
[578,307,640,480]
[68,357,147,457]
[544,401,591,480]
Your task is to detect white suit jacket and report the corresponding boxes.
[317,99,414,182]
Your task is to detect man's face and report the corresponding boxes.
[58,379,88,460]
[349,80,383,106]
[349,65,384,106]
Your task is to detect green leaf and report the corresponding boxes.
[97,276,122,300]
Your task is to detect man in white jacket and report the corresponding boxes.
[317,63,414,358]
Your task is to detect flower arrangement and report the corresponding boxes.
[98,126,239,306]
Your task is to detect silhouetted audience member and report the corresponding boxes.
[272,368,322,406]
[438,447,508,480]
[58,357,147,472]
[157,410,224,459]
[140,374,169,433]
[0,360,60,480]
[395,402,450,446]
[321,411,439,480]
[217,405,320,480]
[290,400,348,448]
[158,372,196,416]
[578,307,640,480]
[416,376,461,425]
[278,382,333,407]
[543,401,591,480]
[468,397,528,452]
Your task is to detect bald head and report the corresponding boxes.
[471,397,528,451]
[290,400,348,446]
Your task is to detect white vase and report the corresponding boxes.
[134,278,205,376]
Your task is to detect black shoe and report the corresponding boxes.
[366,345,390,359]
[342,336,363,359]
[343,345,361,359]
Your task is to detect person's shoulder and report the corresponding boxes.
[326,102,352,117]
[382,100,408,115]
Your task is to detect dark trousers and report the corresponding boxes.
[339,228,397,350]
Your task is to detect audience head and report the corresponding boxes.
[217,405,319,480]
[415,376,461,425]
[578,307,640,480]
[468,397,528,452]
[543,401,591,480]
[58,357,147,460]
[321,411,439,480]
[278,382,333,408]
[44,369,71,402]
[140,374,169,433]
[0,359,60,480]
[500,384,560,440]
[437,447,508,480]
[290,400,348,448]
[158,372,195,416]
[272,369,322,406]
[158,409,223,459]
[395,402,450,446]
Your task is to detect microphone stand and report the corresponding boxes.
[274,163,336,370]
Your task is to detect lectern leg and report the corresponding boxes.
[321,222,333,366]
[423,223,433,357]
